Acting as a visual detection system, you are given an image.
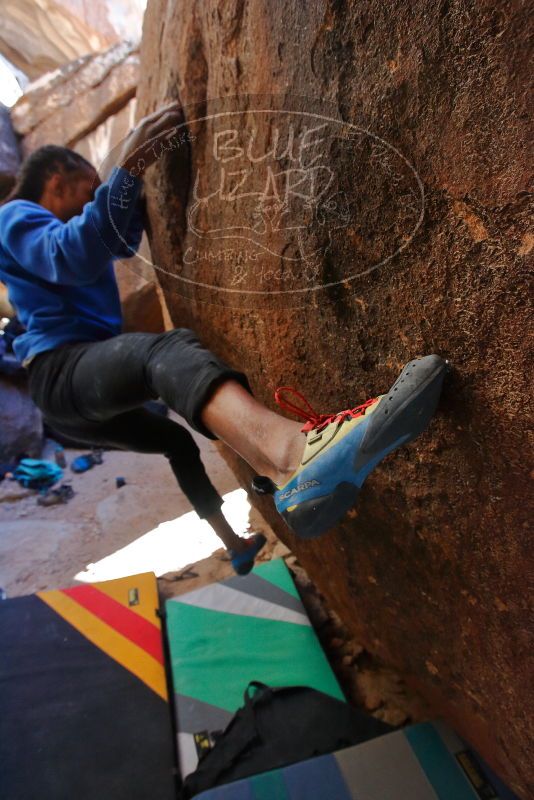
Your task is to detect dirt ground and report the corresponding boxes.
[0,414,254,596]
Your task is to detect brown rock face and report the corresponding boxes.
[114,241,166,334]
[11,41,139,152]
[0,104,20,200]
[73,97,136,172]
[137,0,532,794]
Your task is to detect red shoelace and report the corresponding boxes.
[274,387,379,434]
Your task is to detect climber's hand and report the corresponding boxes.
[119,102,185,176]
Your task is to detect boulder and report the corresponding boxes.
[114,238,166,333]
[11,41,139,151]
[0,103,20,199]
[10,40,136,136]
[0,0,144,80]
[73,96,136,173]
[0,377,43,463]
[137,0,532,795]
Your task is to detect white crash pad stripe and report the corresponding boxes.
[172,582,310,626]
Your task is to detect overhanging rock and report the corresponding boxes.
[11,40,139,152]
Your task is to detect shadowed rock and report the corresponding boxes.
[0,377,43,463]
[0,104,20,200]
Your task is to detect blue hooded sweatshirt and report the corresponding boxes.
[0,167,144,364]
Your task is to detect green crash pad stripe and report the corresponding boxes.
[167,559,343,721]
[167,601,343,711]
[252,559,300,599]
[405,723,478,800]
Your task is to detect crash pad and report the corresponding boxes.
[166,558,344,778]
[193,720,519,800]
[0,572,177,800]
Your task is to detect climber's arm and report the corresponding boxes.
[0,169,143,285]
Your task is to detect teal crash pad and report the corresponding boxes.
[166,558,344,778]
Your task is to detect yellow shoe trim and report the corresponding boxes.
[279,396,383,491]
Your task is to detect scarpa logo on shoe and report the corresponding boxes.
[279,479,321,501]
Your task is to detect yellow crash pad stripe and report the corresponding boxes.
[37,590,168,701]
[93,573,160,625]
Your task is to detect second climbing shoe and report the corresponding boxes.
[229,533,267,576]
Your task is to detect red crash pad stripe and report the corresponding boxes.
[62,585,163,664]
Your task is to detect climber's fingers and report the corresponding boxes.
[138,102,184,136]
[119,101,187,174]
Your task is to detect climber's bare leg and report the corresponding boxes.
[201,380,303,486]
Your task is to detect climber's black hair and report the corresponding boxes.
[3,145,94,204]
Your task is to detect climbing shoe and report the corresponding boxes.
[256,354,449,539]
[229,533,267,576]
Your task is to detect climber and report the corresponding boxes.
[0,102,448,572]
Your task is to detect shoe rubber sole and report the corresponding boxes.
[279,355,449,539]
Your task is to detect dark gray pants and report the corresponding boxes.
[27,329,251,519]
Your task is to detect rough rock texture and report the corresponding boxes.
[73,96,136,172]
[11,43,168,334]
[0,103,20,200]
[11,40,139,152]
[137,0,533,794]
[0,377,43,462]
[115,248,166,334]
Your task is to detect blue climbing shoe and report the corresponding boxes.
[258,355,449,539]
[229,533,267,575]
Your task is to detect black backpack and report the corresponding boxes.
[182,682,392,798]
